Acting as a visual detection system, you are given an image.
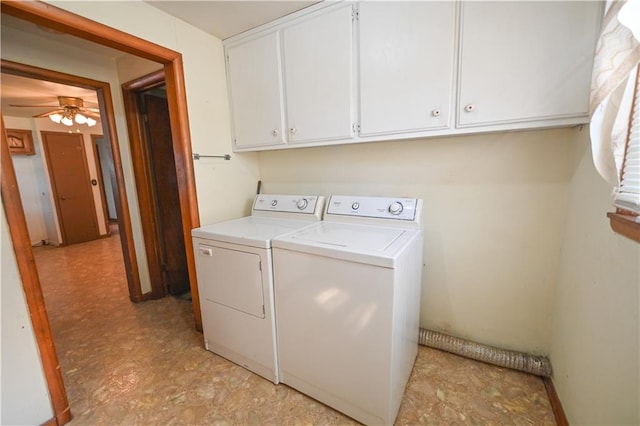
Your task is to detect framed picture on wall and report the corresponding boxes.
[6,128,35,155]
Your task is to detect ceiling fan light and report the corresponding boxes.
[74,112,87,124]
[86,117,97,127]
[61,116,74,126]
[49,113,63,124]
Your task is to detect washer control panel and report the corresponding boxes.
[253,194,321,215]
[326,196,419,221]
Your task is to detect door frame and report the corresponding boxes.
[90,134,112,228]
[122,70,170,299]
[1,2,202,424]
[41,130,101,245]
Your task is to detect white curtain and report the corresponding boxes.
[589,0,640,187]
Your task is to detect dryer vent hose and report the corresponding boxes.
[418,328,552,377]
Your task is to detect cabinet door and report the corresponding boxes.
[458,1,601,128]
[283,5,355,144]
[359,2,456,137]
[226,31,286,149]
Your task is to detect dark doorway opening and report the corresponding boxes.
[123,71,190,299]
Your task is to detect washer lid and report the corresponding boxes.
[192,216,320,249]
[272,222,421,267]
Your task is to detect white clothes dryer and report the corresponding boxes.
[272,195,423,425]
[191,194,324,384]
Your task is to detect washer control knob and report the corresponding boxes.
[352,202,360,210]
[388,202,403,215]
[296,198,309,210]
[271,200,278,207]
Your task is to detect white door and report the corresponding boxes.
[359,2,456,136]
[283,5,355,144]
[226,31,286,149]
[458,1,601,127]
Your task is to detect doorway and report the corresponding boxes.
[123,72,190,298]
[41,131,101,245]
[1,3,202,425]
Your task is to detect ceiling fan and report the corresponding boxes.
[11,96,100,127]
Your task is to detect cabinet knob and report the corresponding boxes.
[289,127,297,135]
[432,109,441,117]
[464,104,476,112]
[272,129,279,137]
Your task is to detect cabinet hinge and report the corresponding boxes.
[352,7,359,21]
[352,122,360,134]
[258,260,262,271]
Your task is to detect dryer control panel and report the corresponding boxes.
[253,194,323,216]
[326,195,420,222]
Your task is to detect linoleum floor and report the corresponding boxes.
[34,227,555,425]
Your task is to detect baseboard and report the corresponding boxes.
[543,377,569,426]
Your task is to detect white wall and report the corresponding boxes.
[1,2,259,422]
[48,0,261,224]
[3,116,51,245]
[550,130,640,424]
[1,207,53,425]
[4,114,112,244]
[259,127,579,354]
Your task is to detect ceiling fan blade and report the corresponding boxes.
[10,103,59,108]
[33,109,64,118]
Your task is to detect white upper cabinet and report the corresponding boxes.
[223,1,601,151]
[226,31,285,149]
[283,4,355,144]
[358,2,456,137]
[457,1,601,128]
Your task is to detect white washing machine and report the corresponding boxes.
[272,195,423,425]
[191,194,324,384]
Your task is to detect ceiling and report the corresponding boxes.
[1,1,317,120]
[143,1,318,40]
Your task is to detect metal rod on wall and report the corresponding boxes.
[192,153,231,160]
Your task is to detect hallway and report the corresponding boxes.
[33,229,556,425]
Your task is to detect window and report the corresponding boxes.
[609,67,640,243]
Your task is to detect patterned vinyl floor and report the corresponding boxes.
[33,227,555,425]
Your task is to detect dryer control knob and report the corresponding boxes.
[352,202,360,210]
[296,198,309,210]
[388,202,403,215]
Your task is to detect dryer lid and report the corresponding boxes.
[192,216,320,248]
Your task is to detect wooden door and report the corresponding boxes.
[143,92,190,295]
[42,131,99,245]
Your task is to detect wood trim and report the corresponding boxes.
[0,1,180,63]
[40,416,58,426]
[543,377,569,426]
[607,212,640,243]
[1,118,72,424]
[1,59,143,303]
[0,5,203,421]
[165,57,202,331]
[1,0,201,319]
[90,134,111,236]
[122,72,166,299]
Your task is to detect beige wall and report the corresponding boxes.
[49,0,261,224]
[259,127,580,354]
[2,1,638,424]
[550,130,640,424]
[1,3,259,423]
[1,208,53,424]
